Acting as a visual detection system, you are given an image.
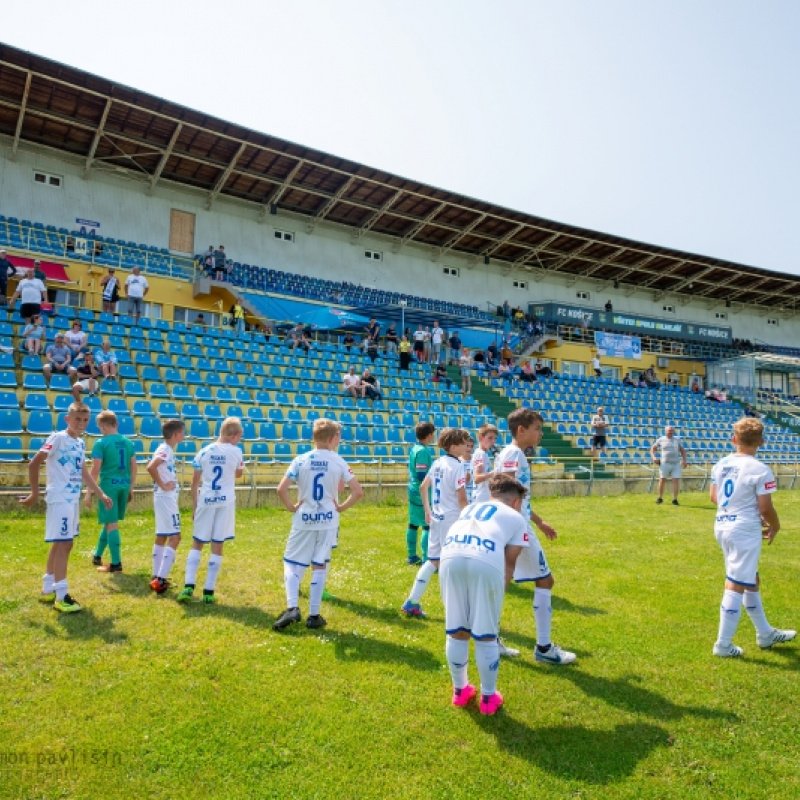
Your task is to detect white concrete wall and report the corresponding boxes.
[0,143,795,346]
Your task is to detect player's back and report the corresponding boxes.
[429,454,466,521]
[153,442,178,495]
[42,430,85,503]
[95,434,134,482]
[287,448,352,529]
[194,441,243,507]
[494,444,531,519]
[712,453,775,530]
[408,443,432,490]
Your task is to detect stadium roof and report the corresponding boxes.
[0,42,798,312]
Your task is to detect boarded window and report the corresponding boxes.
[169,209,195,254]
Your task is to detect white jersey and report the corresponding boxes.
[40,431,86,504]
[285,448,354,530]
[441,501,529,575]
[152,442,178,496]
[192,442,243,508]
[494,444,531,522]
[64,329,87,350]
[711,454,776,530]
[470,448,492,504]
[429,454,466,522]
[654,435,682,464]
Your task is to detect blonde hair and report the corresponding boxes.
[734,417,764,447]
[219,416,243,439]
[477,423,499,439]
[313,418,342,444]
[66,402,89,416]
[96,410,118,428]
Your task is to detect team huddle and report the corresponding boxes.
[20,404,795,717]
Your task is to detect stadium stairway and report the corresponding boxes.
[453,367,613,480]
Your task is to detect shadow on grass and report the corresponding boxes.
[750,645,800,672]
[325,594,440,627]
[332,631,442,671]
[505,583,607,616]
[100,571,152,598]
[543,668,736,722]
[475,715,668,784]
[25,607,128,645]
[178,600,274,629]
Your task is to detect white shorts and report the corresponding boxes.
[45,502,80,543]
[154,493,181,537]
[716,526,761,588]
[283,527,337,567]
[440,557,504,639]
[427,513,460,561]
[513,528,550,582]
[660,462,682,479]
[75,378,96,390]
[192,503,236,543]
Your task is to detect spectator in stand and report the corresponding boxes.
[0,249,18,306]
[497,359,515,384]
[63,320,87,358]
[297,331,312,357]
[22,314,46,355]
[591,352,603,378]
[95,340,118,379]
[361,368,382,400]
[231,297,246,337]
[194,313,207,329]
[100,268,121,313]
[213,246,227,281]
[366,336,379,363]
[286,323,304,350]
[434,362,453,389]
[605,299,613,313]
[124,266,149,325]
[637,374,647,388]
[691,378,701,394]
[342,367,362,398]
[422,326,432,363]
[472,348,485,373]
[43,333,73,381]
[460,348,473,393]
[643,365,661,389]
[413,325,426,362]
[262,322,273,341]
[744,404,760,418]
[502,300,511,319]
[431,320,444,363]
[486,342,499,369]
[448,331,462,365]
[500,340,513,363]
[343,332,355,352]
[385,323,399,356]
[10,269,46,324]
[718,387,729,403]
[71,351,99,401]
[203,246,215,276]
[332,288,343,303]
[622,371,636,387]
[590,407,609,457]
[518,360,536,384]
[533,358,552,378]
[399,335,412,371]
[581,315,590,334]
[366,318,380,343]
[360,334,371,355]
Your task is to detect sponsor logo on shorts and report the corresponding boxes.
[204,495,226,504]
[301,511,334,524]
[443,533,496,552]
[716,514,738,523]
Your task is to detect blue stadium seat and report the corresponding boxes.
[0,410,23,434]
[27,411,54,435]
[0,391,19,409]
[140,417,163,438]
[0,436,24,462]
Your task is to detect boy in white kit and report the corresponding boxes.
[20,402,112,613]
[177,417,244,604]
[440,474,529,715]
[148,419,185,594]
[401,428,471,618]
[273,419,363,631]
[494,407,576,665]
[710,417,795,657]
[470,423,498,504]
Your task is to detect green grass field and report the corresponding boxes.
[1,492,799,800]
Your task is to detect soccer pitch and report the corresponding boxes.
[1,492,799,800]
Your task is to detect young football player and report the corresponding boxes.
[176,417,244,604]
[494,408,576,665]
[710,417,795,657]
[20,402,112,613]
[470,424,498,504]
[401,428,471,618]
[273,419,363,631]
[440,474,529,715]
[405,421,435,565]
[86,410,137,573]
[147,419,185,593]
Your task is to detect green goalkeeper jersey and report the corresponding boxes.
[407,443,433,495]
[92,434,136,484]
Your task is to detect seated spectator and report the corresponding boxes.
[643,366,661,388]
[361,368,382,400]
[22,314,46,355]
[705,384,718,402]
[487,342,499,365]
[297,331,312,356]
[448,331,462,365]
[744,403,760,418]
[472,349,485,371]
[71,351,99,400]
[63,320,87,357]
[262,322,273,341]
[433,362,453,389]
[691,379,701,394]
[500,341,513,362]
[195,313,207,329]
[342,367,362,398]
[398,335,412,371]
[342,332,355,352]
[285,323,304,349]
[497,359,515,383]
[637,375,647,389]
[718,387,729,403]
[534,358,553,378]
[518,360,537,384]
[622,371,635,387]
[95,340,118,378]
[43,334,73,380]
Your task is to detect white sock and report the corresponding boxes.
[474,639,500,697]
[157,546,177,580]
[43,573,54,594]
[533,588,553,647]
[185,549,202,587]
[446,636,470,690]
[409,560,438,603]
[717,589,743,646]
[309,567,328,615]
[152,544,164,577]
[743,590,772,636]
[204,555,222,592]
[54,579,68,601]
[284,561,306,608]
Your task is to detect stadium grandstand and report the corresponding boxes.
[2,41,800,499]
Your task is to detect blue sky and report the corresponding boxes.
[4,1,799,273]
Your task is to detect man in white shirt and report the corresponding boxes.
[11,272,46,323]
[650,425,688,505]
[431,321,445,363]
[124,266,149,324]
[590,407,609,457]
[591,352,602,377]
[342,366,362,399]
